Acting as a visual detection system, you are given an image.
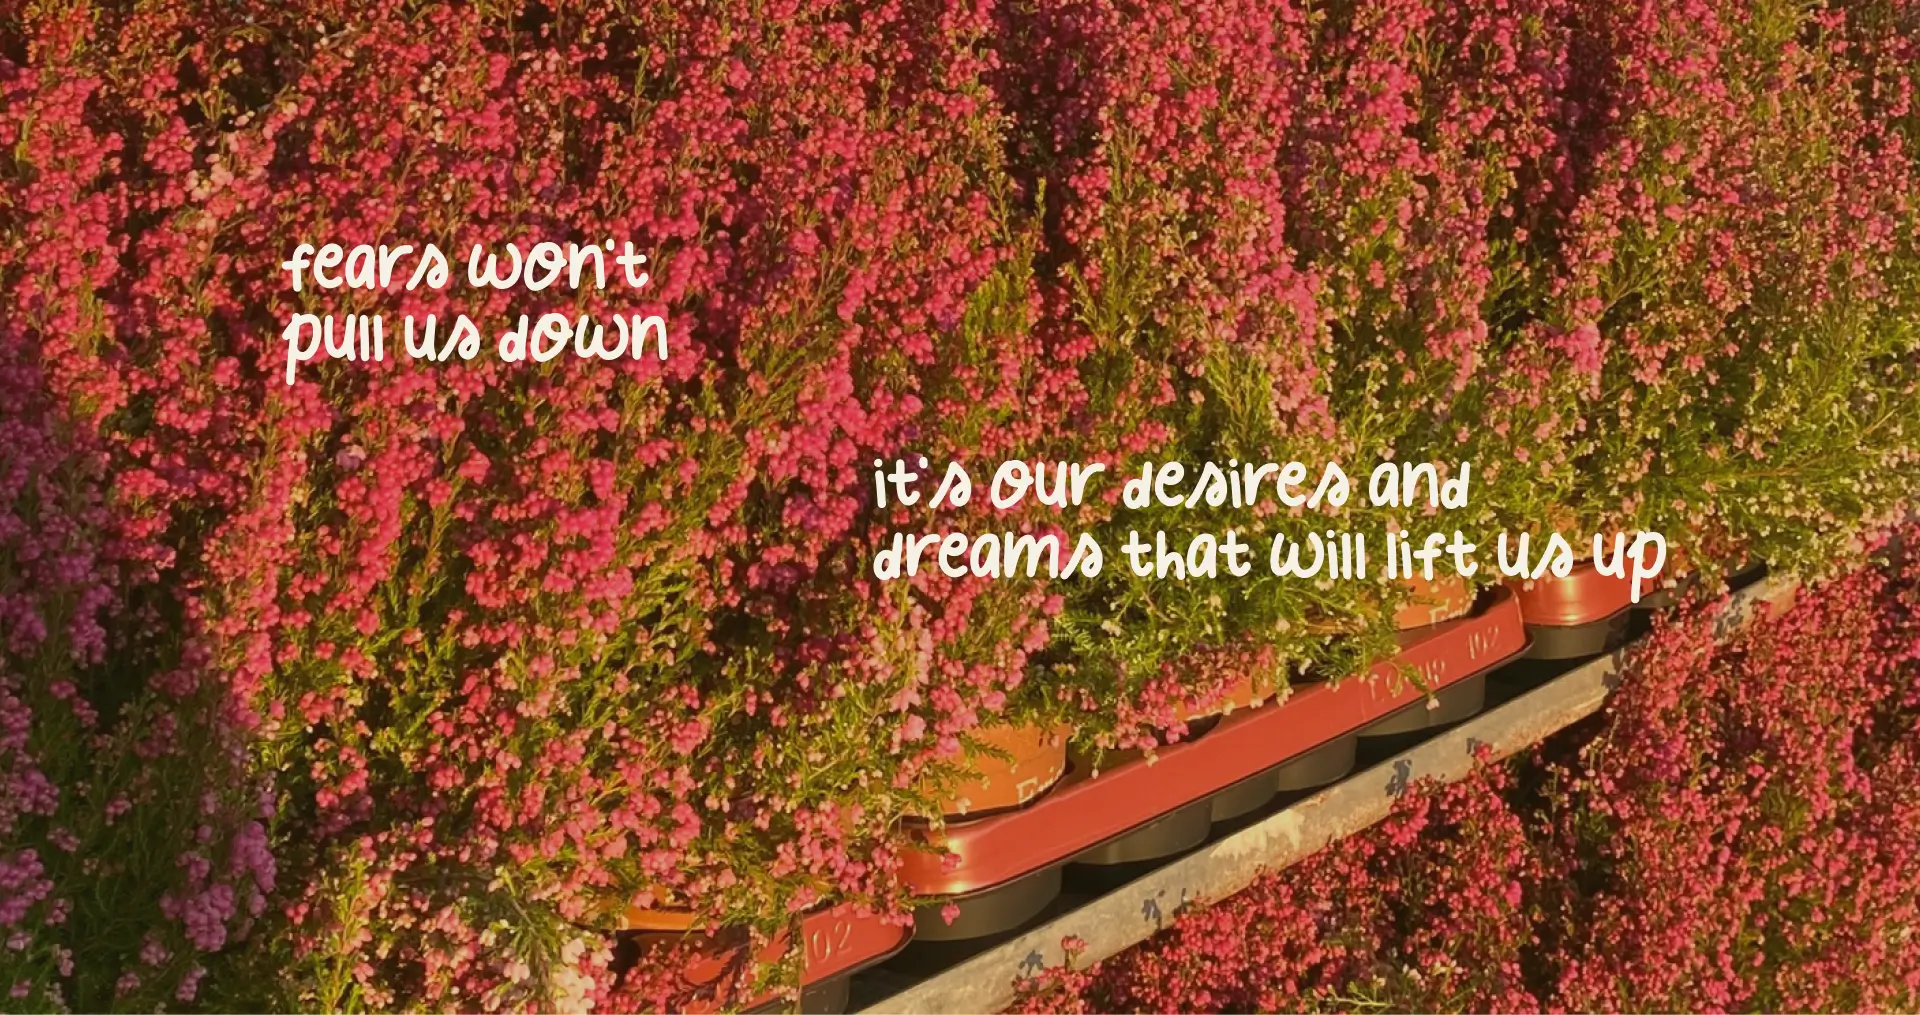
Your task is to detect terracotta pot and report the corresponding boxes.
[922,722,1070,818]
[1537,507,1643,564]
[1392,572,1476,630]
[1507,562,1636,626]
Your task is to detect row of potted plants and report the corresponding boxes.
[0,0,1916,1009]
[612,556,1704,1007]
[606,572,1507,1007]
[614,554,1723,1008]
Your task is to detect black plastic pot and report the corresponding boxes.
[1525,610,1631,660]
[802,977,852,1015]
[1207,770,1278,823]
[1271,733,1358,791]
[910,865,1062,942]
[1632,572,1699,611]
[1727,557,1768,592]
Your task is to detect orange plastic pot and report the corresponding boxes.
[923,722,1070,818]
[1507,562,1636,626]
[1506,562,1638,659]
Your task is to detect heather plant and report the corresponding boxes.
[1545,536,1920,1010]
[5,0,1068,1007]
[988,0,1389,755]
[1504,0,1762,566]
[1008,756,1544,1014]
[988,0,1591,754]
[0,12,280,1011]
[221,1,1070,1006]
[1551,0,1920,574]
[4,0,1920,1010]
[1296,0,1587,545]
[0,251,274,1014]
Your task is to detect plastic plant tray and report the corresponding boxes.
[642,904,909,1014]
[900,587,1528,897]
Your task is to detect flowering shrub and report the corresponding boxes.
[1544,538,1920,1009]
[999,0,1577,751]
[7,0,1060,1006]
[1553,0,1920,574]
[0,0,1917,1010]
[1014,532,1920,1012]
[992,0,1374,751]
[0,12,275,1010]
